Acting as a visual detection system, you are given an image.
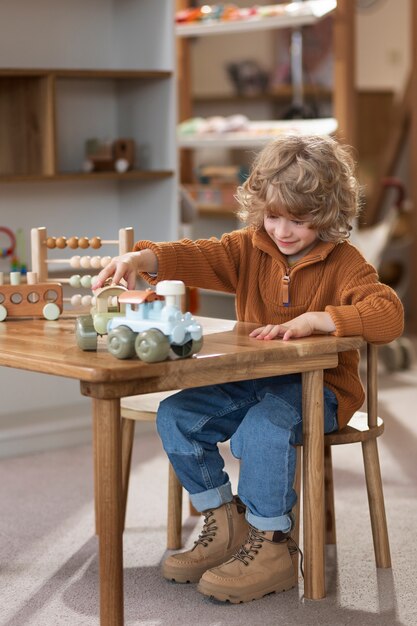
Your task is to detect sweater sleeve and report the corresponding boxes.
[325,249,404,344]
[133,231,246,292]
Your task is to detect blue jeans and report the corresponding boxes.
[156,374,338,532]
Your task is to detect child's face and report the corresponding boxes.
[263,207,319,257]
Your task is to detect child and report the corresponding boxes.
[93,134,404,603]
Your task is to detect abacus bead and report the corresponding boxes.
[71,294,82,306]
[46,237,56,249]
[80,274,92,288]
[80,256,91,268]
[56,236,67,249]
[90,256,102,269]
[101,256,112,267]
[81,295,92,306]
[67,236,79,249]
[69,274,81,288]
[91,296,96,306]
[70,255,81,268]
[78,237,89,249]
[89,236,102,249]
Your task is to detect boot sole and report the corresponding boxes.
[197,576,296,603]
[162,567,205,584]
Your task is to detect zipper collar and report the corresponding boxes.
[253,228,337,266]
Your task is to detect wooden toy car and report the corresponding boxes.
[0,273,63,321]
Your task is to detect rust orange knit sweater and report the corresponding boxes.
[134,227,404,428]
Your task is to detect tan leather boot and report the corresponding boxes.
[197,526,298,603]
[162,496,248,583]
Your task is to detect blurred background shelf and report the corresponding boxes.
[176,0,336,37]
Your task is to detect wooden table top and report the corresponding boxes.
[0,316,363,393]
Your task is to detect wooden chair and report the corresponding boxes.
[121,343,391,569]
[291,342,391,571]
[120,391,185,550]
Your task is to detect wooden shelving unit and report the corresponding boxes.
[178,117,338,149]
[0,68,174,181]
[176,0,337,37]
[0,0,179,430]
[176,1,340,153]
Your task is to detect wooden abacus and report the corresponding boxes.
[30,227,134,309]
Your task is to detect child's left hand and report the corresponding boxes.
[249,312,336,341]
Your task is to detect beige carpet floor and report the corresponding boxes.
[1,344,417,626]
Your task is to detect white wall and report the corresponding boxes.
[0,0,177,457]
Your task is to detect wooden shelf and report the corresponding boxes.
[193,85,332,104]
[197,204,237,218]
[0,170,174,184]
[178,117,338,149]
[0,69,171,79]
[176,0,336,37]
[0,68,173,180]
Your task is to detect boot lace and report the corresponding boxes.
[192,509,218,548]
[232,526,267,565]
[232,526,305,578]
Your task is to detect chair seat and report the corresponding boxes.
[324,411,384,445]
[121,390,180,421]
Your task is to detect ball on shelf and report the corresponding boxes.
[80,274,92,288]
[67,236,79,249]
[69,274,81,288]
[89,236,102,249]
[70,255,81,269]
[70,294,82,306]
[56,236,67,249]
[90,256,102,269]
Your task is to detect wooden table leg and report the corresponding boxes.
[93,397,124,626]
[302,369,325,600]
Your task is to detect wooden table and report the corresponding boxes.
[0,316,363,623]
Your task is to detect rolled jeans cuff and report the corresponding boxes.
[246,510,293,533]
[190,481,233,512]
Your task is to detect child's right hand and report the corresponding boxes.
[92,249,158,291]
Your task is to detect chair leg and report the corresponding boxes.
[167,463,183,550]
[189,501,200,517]
[361,438,391,568]
[324,445,337,545]
[291,446,302,578]
[121,417,136,531]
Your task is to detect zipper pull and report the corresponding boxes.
[282,271,290,307]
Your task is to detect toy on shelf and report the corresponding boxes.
[76,280,203,363]
[31,226,134,310]
[0,226,16,261]
[83,138,135,173]
[0,271,62,322]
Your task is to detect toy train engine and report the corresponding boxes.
[106,280,203,362]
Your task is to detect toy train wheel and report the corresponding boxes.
[0,304,7,322]
[171,337,203,359]
[43,302,60,321]
[75,315,98,351]
[191,337,203,355]
[107,326,136,359]
[135,328,170,363]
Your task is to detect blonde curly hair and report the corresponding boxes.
[236,134,361,242]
